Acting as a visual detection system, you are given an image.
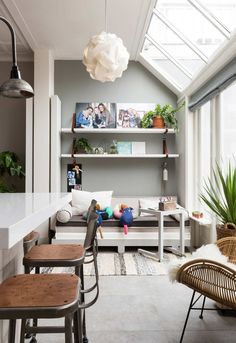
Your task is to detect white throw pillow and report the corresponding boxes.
[139,198,160,216]
[56,203,73,223]
[72,189,113,214]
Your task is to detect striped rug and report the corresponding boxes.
[42,251,187,276]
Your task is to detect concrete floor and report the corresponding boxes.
[36,275,236,343]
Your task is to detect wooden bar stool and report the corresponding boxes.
[0,273,82,343]
[23,205,99,343]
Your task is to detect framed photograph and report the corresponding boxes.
[116,103,155,129]
[67,163,82,192]
[75,102,116,129]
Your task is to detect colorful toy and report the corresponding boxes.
[120,207,133,235]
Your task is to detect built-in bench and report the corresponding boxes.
[53,196,191,253]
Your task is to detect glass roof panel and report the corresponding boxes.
[156,0,226,58]
[140,0,235,93]
[148,14,205,76]
[142,39,191,90]
[201,0,236,31]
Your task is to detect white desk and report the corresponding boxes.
[138,208,185,262]
[0,193,71,249]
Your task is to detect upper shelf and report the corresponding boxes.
[61,128,176,134]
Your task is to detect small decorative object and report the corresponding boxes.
[162,162,168,181]
[192,211,203,219]
[200,162,236,239]
[0,151,25,192]
[159,201,176,211]
[117,141,132,155]
[83,31,129,82]
[93,147,104,155]
[131,142,146,155]
[141,103,184,130]
[73,138,93,154]
[109,140,118,154]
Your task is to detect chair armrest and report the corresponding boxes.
[176,259,236,309]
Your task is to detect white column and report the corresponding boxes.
[51,95,61,192]
[25,98,33,192]
[33,49,54,192]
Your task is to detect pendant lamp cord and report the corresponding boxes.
[105,0,107,32]
[0,16,17,66]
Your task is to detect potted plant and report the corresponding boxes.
[200,162,236,239]
[141,103,184,130]
[73,137,93,154]
[0,151,25,192]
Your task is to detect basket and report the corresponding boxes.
[216,224,236,240]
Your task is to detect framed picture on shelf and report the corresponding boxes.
[67,163,82,192]
[116,103,155,129]
[117,141,132,155]
[74,102,116,129]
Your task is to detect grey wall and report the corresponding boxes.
[55,60,178,196]
[0,61,34,192]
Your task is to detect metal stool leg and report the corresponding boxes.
[74,308,83,343]
[80,264,88,343]
[179,290,196,343]
[65,314,73,343]
[8,319,16,343]
[20,319,27,343]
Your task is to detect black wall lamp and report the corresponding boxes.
[0,16,34,98]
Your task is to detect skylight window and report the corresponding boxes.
[140,0,236,93]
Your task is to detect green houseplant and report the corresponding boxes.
[141,103,184,130]
[200,162,236,239]
[0,151,25,192]
[74,137,93,154]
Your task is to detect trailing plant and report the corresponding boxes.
[74,137,93,153]
[200,162,236,226]
[141,103,184,130]
[0,151,25,192]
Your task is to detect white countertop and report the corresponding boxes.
[0,193,72,249]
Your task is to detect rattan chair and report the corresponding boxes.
[177,236,236,343]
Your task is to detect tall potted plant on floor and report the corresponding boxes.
[200,162,236,239]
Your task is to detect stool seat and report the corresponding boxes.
[23,244,85,267]
[0,274,82,343]
[0,274,79,317]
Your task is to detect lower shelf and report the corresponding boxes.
[61,153,179,158]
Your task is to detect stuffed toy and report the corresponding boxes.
[113,203,133,235]
[95,204,114,239]
[120,207,133,235]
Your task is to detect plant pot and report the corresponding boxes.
[75,148,87,154]
[152,116,165,128]
[216,223,236,240]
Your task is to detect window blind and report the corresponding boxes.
[189,57,236,112]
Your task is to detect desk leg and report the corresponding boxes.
[180,212,185,255]
[158,213,164,262]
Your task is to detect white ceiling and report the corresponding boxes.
[0,0,154,61]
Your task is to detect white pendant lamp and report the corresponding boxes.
[83,0,129,82]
